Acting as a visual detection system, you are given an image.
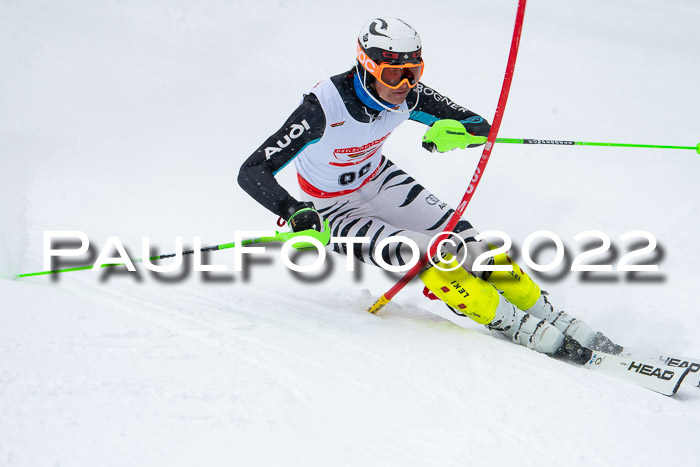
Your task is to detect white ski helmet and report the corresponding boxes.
[357,17,422,67]
[355,17,424,112]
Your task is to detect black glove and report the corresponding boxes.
[287,201,323,232]
[422,140,437,153]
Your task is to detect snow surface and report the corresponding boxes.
[2,0,700,466]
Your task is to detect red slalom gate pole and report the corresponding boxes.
[367,0,528,314]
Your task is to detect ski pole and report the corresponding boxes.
[367,0,528,314]
[15,220,330,279]
[467,135,700,153]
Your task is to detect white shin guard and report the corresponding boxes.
[525,294,596,348]
[488,295,565,355]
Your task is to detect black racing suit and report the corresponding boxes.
[238,68,491,221]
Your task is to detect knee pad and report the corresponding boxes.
[419,254,500,325]
[485,249,541,311]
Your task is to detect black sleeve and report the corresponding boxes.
[237,93,326,219]
[407,82,491,147]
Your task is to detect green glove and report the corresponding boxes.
[422,119,488,152]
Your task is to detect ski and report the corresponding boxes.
[614,346,700,388]
[583,351,692,396]
[635,354,700,388]
[659,356,700,387]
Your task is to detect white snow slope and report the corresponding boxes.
[2,1,700,466]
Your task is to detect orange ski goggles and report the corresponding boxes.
[357,43,424,90]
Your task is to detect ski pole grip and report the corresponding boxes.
[467,134,488,146]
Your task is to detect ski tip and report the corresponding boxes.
[673,367,693,395]
[585,352,690,397]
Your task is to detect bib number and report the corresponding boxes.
[338,162,372,186]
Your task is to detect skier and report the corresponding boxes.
[238,17,621,361]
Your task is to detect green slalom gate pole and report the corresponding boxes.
[468,135,700,153]
[15,220,331,279]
